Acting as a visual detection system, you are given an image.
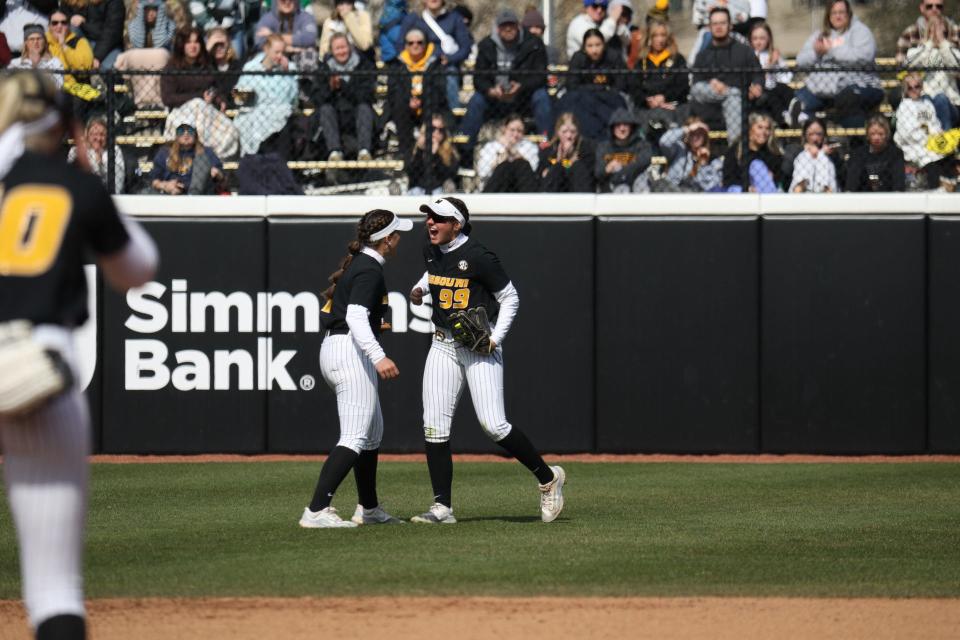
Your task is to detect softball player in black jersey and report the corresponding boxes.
[0,71,158,640]
[299,209,413,528]
[409,197,565,524]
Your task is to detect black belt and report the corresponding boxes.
[327,327,349,336]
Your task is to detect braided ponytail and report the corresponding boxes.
[322,209,395,301]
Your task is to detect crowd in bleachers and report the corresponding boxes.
[0,0,959,194]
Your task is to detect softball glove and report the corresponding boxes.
[449,307,493,354]
[0,321,73,418]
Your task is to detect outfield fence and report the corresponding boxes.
[70,194,960,455]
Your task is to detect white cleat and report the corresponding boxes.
[410,502,457,524]
[539,465,566,523]
[299,506,359,528]
[351,504,405,525]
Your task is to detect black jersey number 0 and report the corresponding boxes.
[0,185,73,277]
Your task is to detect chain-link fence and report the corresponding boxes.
[36,62,960,195]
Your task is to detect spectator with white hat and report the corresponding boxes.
[565,0,621,61]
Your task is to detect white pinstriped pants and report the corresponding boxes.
[319,335,384,453]
[422,337,512,443]
[0,389,89,628]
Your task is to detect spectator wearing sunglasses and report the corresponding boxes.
[566,0,621,61]
[895,72,954,189]
[387,28,448,159]
[899,0,960,130]
[896,0,960,63]
[395,0,473,110]
[62,0,126,70]
[148,122,224,195]
[45,9,99,103]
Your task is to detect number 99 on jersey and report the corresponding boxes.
[437,287,470,310]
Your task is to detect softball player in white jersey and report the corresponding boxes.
[299,209,412,528]
[409,197,565,524]
[0,71,158,640]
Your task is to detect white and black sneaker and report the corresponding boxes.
[410,502,457,524]
[539,466,566,523]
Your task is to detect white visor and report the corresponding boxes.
[419,198,465,225]
[369,212,414,241]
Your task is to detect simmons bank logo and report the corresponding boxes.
[76,271,433,392]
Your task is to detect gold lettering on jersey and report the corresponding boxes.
[0,185,73,276]
[428,275,471,288]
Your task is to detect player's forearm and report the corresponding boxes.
[413,270,429,294]
[346,304,386,364]
[490,282,518,345]
[98,216,159,292]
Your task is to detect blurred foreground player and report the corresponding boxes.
[0,71,158,640]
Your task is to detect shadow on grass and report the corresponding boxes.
[457,515,553,523]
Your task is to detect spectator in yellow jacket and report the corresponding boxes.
[46,8,100,101]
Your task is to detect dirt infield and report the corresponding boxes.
[89,453,960,464]
[2,597,959,639]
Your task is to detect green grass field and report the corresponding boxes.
[1,461,958,600]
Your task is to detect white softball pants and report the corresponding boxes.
[422,336,511,443]
[1,388,89,628]
[319,334,384,453]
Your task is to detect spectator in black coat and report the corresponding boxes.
[689,6,762,143]
[207,27,241,107]
[539,112,596,192]
[64,0,124,69]
[160,27,215,109]
[722,111,783,192]
[845,114,906,192]
[633,18,689,138]
[556,28,628,140]
[521,7,559,64]
[460,9,552,155]
[313,33,376,161]
[407,112,460,195]
[595,107,652,192]
[387,28,448,159]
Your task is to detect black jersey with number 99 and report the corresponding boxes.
[424,237,510,331]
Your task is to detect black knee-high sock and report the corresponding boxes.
[309,446,359,511]
[497,427,555,484]
[353,448,380,509]
[424,441,453,507]
[36,614,85,640]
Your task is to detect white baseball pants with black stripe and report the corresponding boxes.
[1,388,89,628]
[422,336,511,443]
[319,334,384,452]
